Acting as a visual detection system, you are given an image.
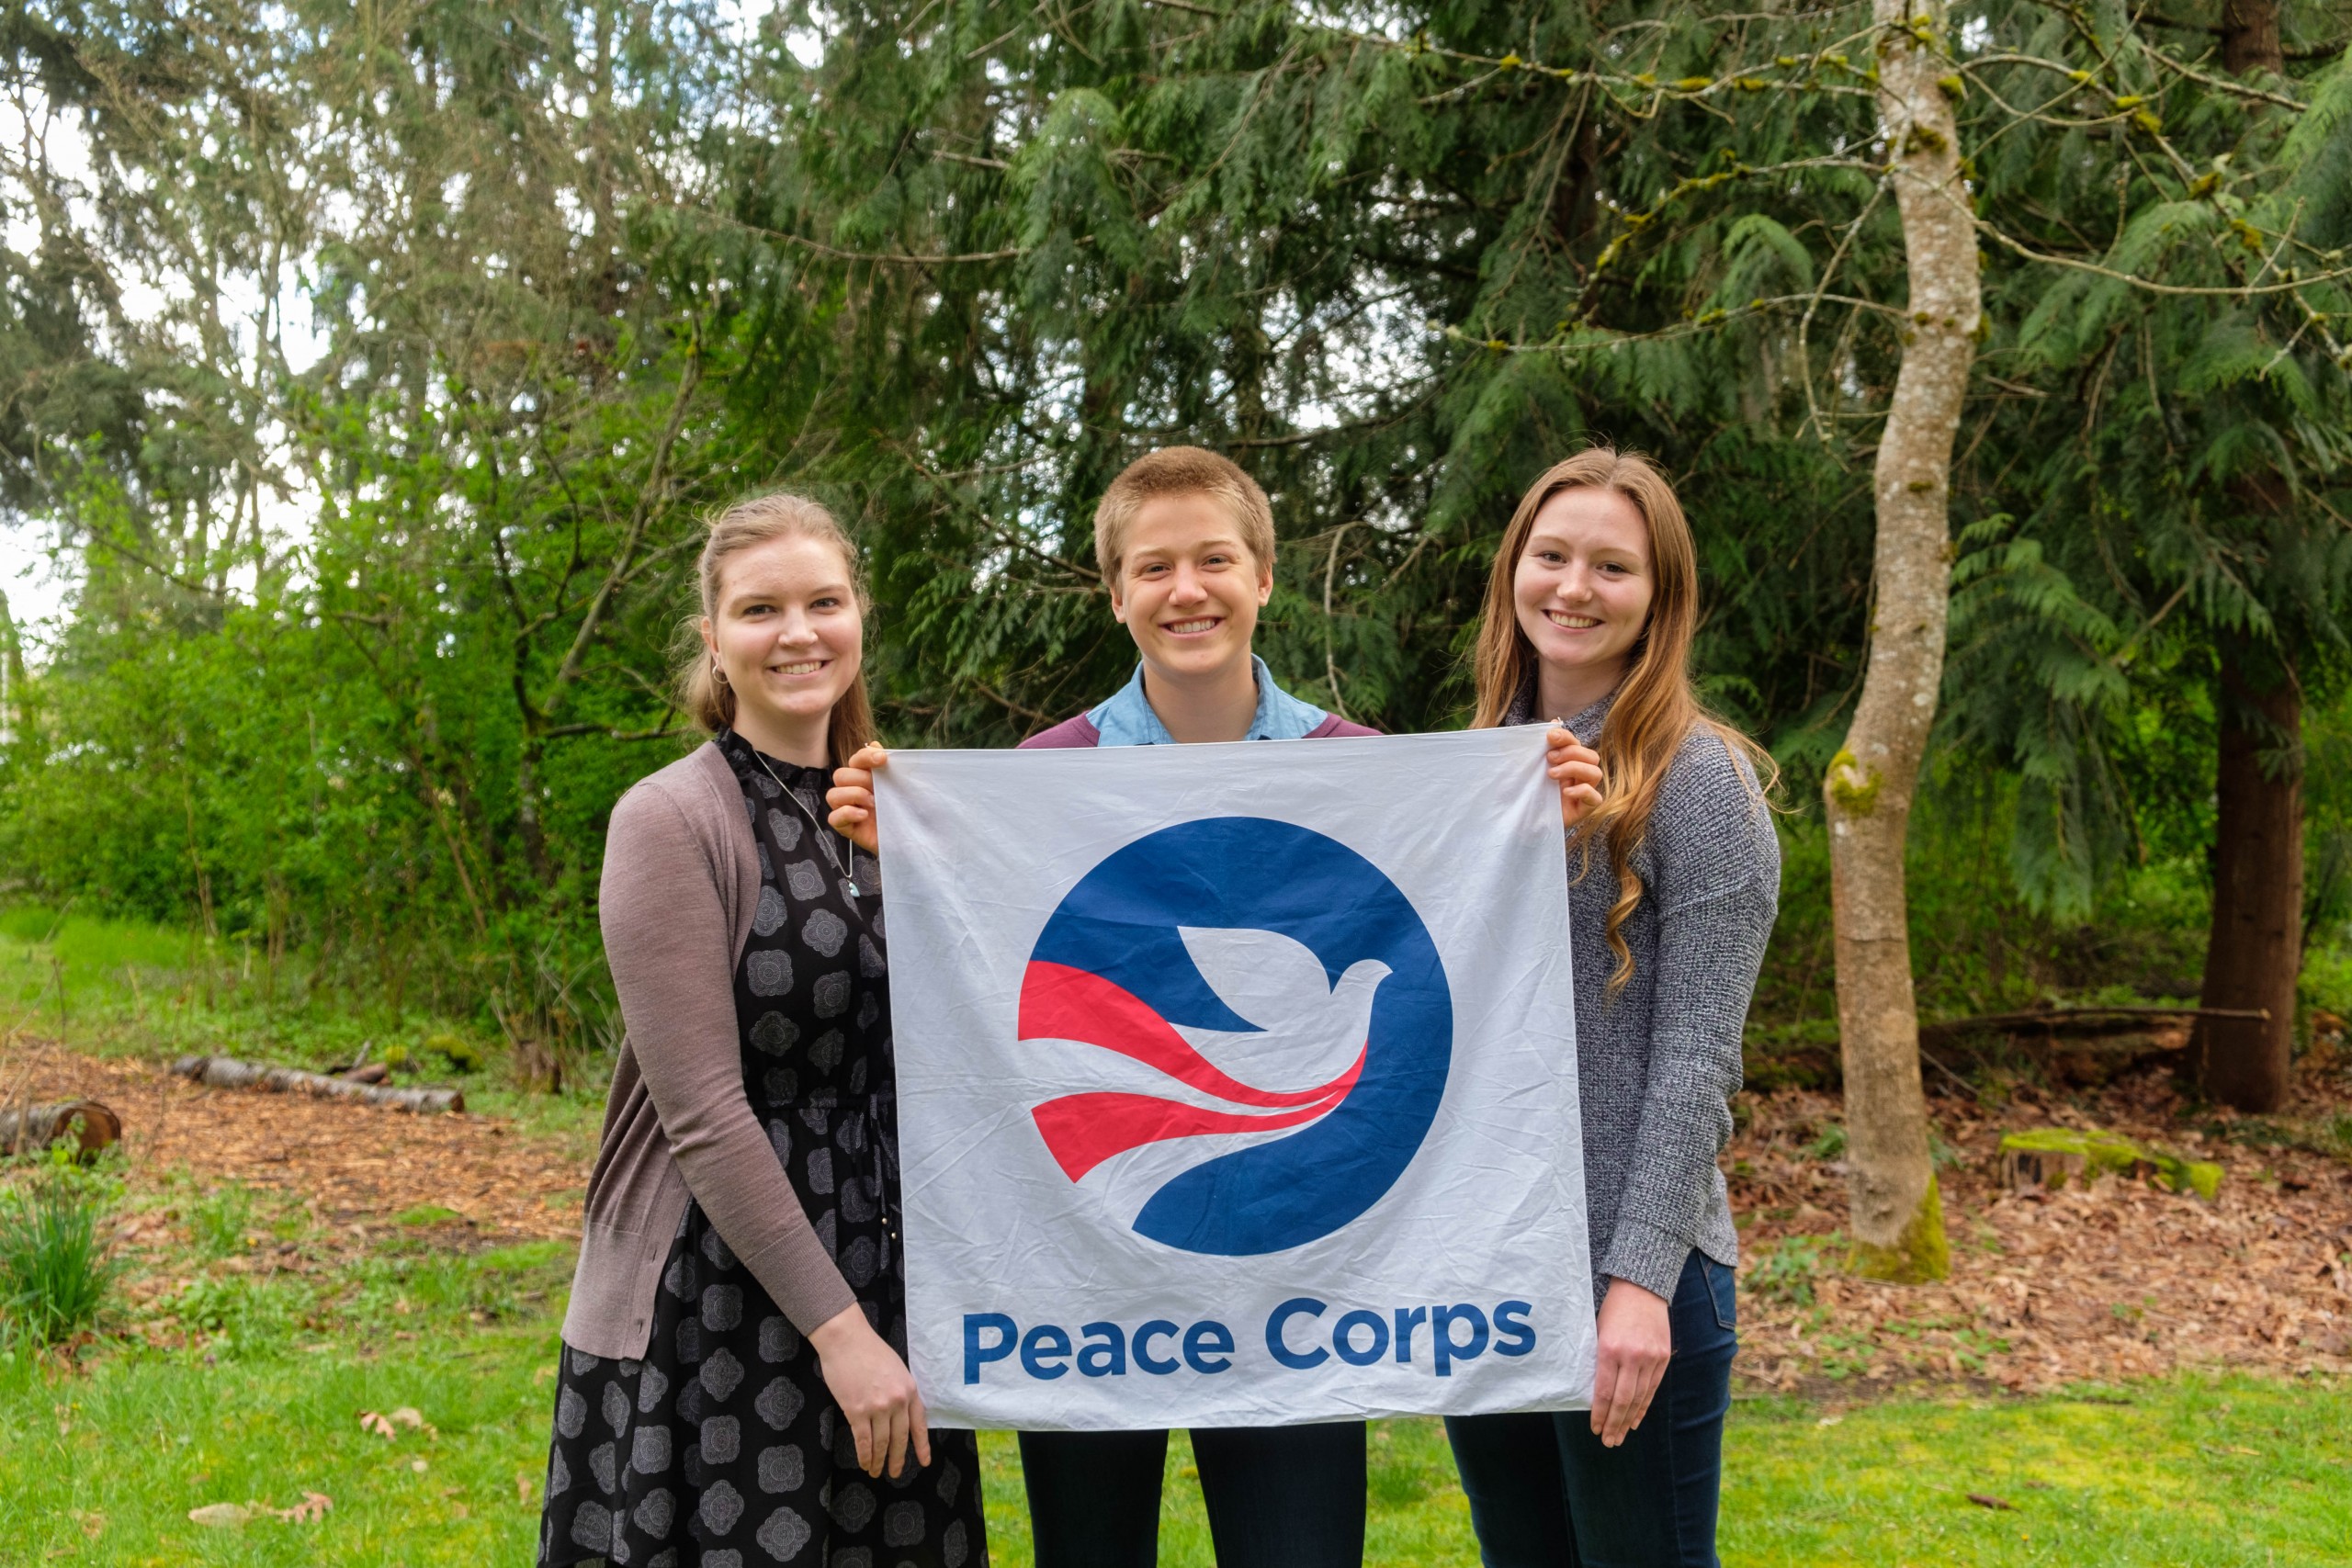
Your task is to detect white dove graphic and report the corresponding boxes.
[1021,925,1392,1188]
[1176,925,1391,1094]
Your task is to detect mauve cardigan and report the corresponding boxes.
[560,741,858,1362]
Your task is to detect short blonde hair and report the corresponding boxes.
[1092,446,1276,583]
[673,490,876,763]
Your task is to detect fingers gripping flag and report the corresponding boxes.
[877,728,1594,1430]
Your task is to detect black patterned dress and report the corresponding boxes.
[539,729,986,1568]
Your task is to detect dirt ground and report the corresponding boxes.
[5,1030,2350,1393]
[0,1035,587,1251]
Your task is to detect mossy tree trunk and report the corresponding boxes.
[1823,0,1980,1284]
[2189,641,2302,1112]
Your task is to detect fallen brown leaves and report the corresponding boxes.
[8,1026,2347,1404]
[1730,1052,2352,1395]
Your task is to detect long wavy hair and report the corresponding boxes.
[1471,446,1774,992]
[675,491,877,764]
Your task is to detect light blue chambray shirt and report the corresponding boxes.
[1085,655,1329,747]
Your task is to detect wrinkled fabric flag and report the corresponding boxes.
[877,728,1593,1429]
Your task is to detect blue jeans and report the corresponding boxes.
[1020,1421,1366,1568]
[1444,1251,1737,1568]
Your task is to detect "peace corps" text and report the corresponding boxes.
[962,1298,1536,1383]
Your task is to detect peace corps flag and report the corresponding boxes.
[876,727,1593,1429]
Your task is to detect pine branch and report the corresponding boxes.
[682,205,1024,265]
[1975,217,2352,299]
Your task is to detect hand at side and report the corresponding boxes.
[808,1303,931,1478]
[1589,1277,1671,1448]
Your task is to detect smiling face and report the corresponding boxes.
[1511,485,1656,688]
[1110,492,1273,683]
[699,532,864,762]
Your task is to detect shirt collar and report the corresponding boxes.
[1504,669,1619,741]
[1087,655,1329,747]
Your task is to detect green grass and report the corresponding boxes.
[5,900,2346,1562]
[0,902,492,1070]
[0,902,609,1148]
[3,1233,2344,1567]
[0,1146,123,1348]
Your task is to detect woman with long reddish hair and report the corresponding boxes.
[1449,447,1778,1567]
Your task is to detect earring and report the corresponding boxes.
[712,663,729,686]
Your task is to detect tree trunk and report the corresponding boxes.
[2188,645,2301,1111]
[1823,0,1981,1284]
[2222,0,2284,73]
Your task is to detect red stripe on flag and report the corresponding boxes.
[1016,960,1354,1109]
[1030,1079,1355,1182]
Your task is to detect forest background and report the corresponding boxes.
[6,6,2352,1558]
[2,0,2351,1154]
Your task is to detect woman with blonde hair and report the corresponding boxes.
[537,491,984,1568]
[1447,447,1778,1567]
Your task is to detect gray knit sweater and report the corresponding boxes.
[1507,681,1780,1306]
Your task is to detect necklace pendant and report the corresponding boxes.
[846,880,861,898]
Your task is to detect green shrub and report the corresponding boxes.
[0,1145,122,1347]
[1749,1235,1838,1308]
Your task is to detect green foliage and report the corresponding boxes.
[165,1274,294,1359]
[0,900,505,1080]
[187,1184,256,1261]
[0,1143,122,1347]
[0,0,2348,1055]
[1748,1234,1838,1308]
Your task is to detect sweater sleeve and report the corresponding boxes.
[600,784,858,1336]
[1597,740,1780,1300]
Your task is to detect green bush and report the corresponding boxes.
[0,1145,122,1347]
[1749,1235,1838,1309]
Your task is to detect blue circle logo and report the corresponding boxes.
[1017,818,1453,1256]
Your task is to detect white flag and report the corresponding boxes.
[876,727,1593,1430]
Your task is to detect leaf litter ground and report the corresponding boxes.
[3,1031,2349,1394]
[1728,1043,2352,1397]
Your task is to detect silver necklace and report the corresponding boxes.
[752,749,863,899]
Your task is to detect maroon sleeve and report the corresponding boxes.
[1019,714,1102,749]
[1308,715,1383,738]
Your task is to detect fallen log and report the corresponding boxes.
[1997,1127,2222,1201]
[1920,1004,2267,1047]
[171,1055,463,1114]
[0,1100,121,1157]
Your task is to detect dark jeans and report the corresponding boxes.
[1020,1420,1366,1568]
[1444,1251,1737,1568]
